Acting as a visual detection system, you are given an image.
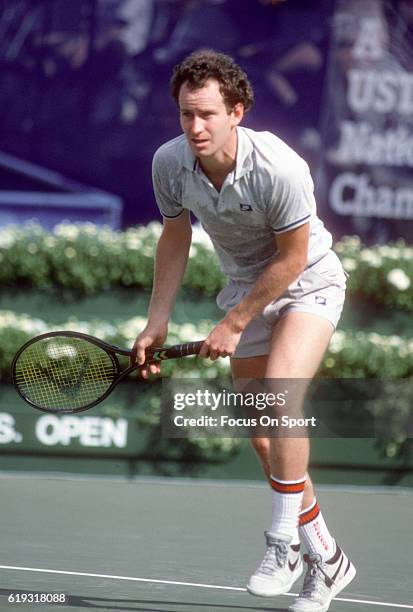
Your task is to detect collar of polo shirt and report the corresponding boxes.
[182,126,254,181]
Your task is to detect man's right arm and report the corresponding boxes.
[132,210,192,377]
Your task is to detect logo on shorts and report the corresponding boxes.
[240,203,253,211]
[315,295,327,305]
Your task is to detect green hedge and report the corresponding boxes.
[1,222,413,309]
[1,221,412,461]
[0,222,225,297]
[2,310,413,382]
[2,310,413,459]
[335,237,413,311]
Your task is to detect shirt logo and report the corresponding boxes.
[315,296,327,305]
[240,203,253,211]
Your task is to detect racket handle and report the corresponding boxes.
[148,340,204,361]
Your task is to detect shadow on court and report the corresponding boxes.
[0,589,285,612]
[65,597,283,612]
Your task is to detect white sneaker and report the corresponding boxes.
[247,531,303,597]
[289,543,356,612]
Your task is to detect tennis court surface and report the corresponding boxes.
[0,474,412,612]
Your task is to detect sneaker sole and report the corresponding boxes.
[247,560,303,597]
[289,562,356,612]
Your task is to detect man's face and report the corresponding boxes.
[178,78,243,159]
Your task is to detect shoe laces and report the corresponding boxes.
[301,553,336,597]
[259,541,289,575]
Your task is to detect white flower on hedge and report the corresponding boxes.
[387,335,403,347]
[125,239,141,250]
[6,312,17,325]
[141,246,154,256]
[360,250,381,267]
[0,228,17,248]
[0,311,18,328]
[342,236,361,250]
[342,257,357,272]
[90,322,118,338]
[97,227,117,243]
[82,223,99,236]
[329,330,346,353]
[27,243,38,254]
[366,332,384,345]
[56,319,90,334]
[124,229,142,250]
[19,319,49,334]
[179,323,201,341]
[130,226,147,239]
[64,247,76,258]
[44,237,56,248]
[387,268,411,291]
[118,317,148,341]
[0,310,48,333]
[54,224,79,240]
[401,247,413,260]
[146,221,163,238]
[378,246,402,260]
[23,221,43,235]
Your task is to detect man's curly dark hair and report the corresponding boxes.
[170,49,254,113]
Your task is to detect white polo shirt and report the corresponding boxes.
[152,126,332,282]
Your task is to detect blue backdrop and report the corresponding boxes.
[0,0,332,227]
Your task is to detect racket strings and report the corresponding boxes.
[14,338,116,410]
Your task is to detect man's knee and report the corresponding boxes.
[250,436,270,457]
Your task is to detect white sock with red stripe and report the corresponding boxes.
[269,475,306,540]
[298,498,336,560]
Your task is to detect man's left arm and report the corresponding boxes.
[199,223,309,360]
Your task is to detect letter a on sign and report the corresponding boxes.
[353,17,385,60]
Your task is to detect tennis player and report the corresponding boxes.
[133,50,356,612]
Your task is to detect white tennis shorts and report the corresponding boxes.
[216,250,347,358]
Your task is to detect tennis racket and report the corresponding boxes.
[11,331,204,414]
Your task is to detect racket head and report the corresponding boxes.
[11,331,121,414]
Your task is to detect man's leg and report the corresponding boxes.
[263,312,335,557]
[230,310,327,510]
[229,316,323,598]
[265,310,333,511]
[231,352,301,596]
[230,347,315,523]
[230,355,272,480]
[236,311,355,610]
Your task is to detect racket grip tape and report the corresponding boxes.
[149,340,204,360]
